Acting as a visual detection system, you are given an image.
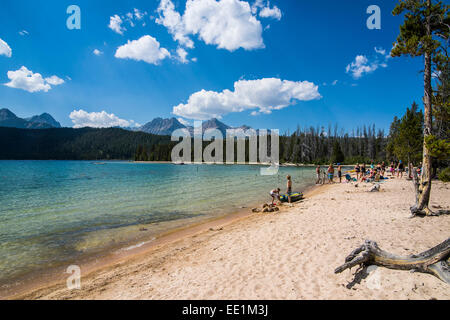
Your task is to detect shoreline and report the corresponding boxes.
[2,181,321,300]
[7,177,450,300]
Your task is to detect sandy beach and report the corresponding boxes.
[12,176,450,300]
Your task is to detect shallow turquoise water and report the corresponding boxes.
[0,161,315,284]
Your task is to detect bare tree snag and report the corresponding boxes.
[410,169,450,217]
[411,168,434,216]
[335,238,450,284]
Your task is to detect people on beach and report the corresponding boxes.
[389,161,395,176]
[361,167,376,182]
[270,188,281,205]
[355,163,361,180]
[361,163,366,177]
[315,165,321,184]
[381,161,386,176]
[337,164,342,183]
[327,164,334,183]
[286,175,292,203]
[376,163,382,174]
[397,160,405,178]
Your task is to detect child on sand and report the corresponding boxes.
[337,164,342,183]
[390,162,395,176]
[270,188,281,205]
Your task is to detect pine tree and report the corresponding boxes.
[389,102,424,164]
[331,140,345,164]
[392,0,449,216]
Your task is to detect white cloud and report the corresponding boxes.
[156,0,269,52]
[70,109,140,128]
[110,9,148,34]
[0,38,12,57]
[252,0,281,20]
[93,49,103,56]
[109,15,126,35]
[156,0,194,48]
[346,47,390,79]
[133,8,146,20]
[259,5,282,20]
[176,47,189,63]
[173,77,321,120]
[44,75,65,86]
[115,35,170,65]
[374,47,386,55]
[346,55,374,79]
[4,66,64,93]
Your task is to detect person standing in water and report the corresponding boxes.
[327,164,335,183]
[286,175,292,203]
[315,165,321,184]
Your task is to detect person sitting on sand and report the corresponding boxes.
[375,169,381,182]
[270,188,281,205]
[327,164,334,183]
[337,164,342,183]
[315,165,321,184]
[345,173,352,183]
[286,175,292,203]
[361,168,376,182]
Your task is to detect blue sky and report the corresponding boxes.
[0,0,425,134]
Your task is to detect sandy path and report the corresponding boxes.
[16,177,450,300]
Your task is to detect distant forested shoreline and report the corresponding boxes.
[0,127,174,161]
[1,101,447,169]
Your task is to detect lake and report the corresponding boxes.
[0,161,316,287]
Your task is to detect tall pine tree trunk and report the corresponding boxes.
[411,0,433,216]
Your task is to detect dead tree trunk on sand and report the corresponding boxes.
[410,169,450,217]
[335,238,450,284]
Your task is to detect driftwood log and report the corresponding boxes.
[335,238,450,284]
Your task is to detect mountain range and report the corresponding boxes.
[0,108,62,129]
[138,117,251,136]
[0,108,250,136]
